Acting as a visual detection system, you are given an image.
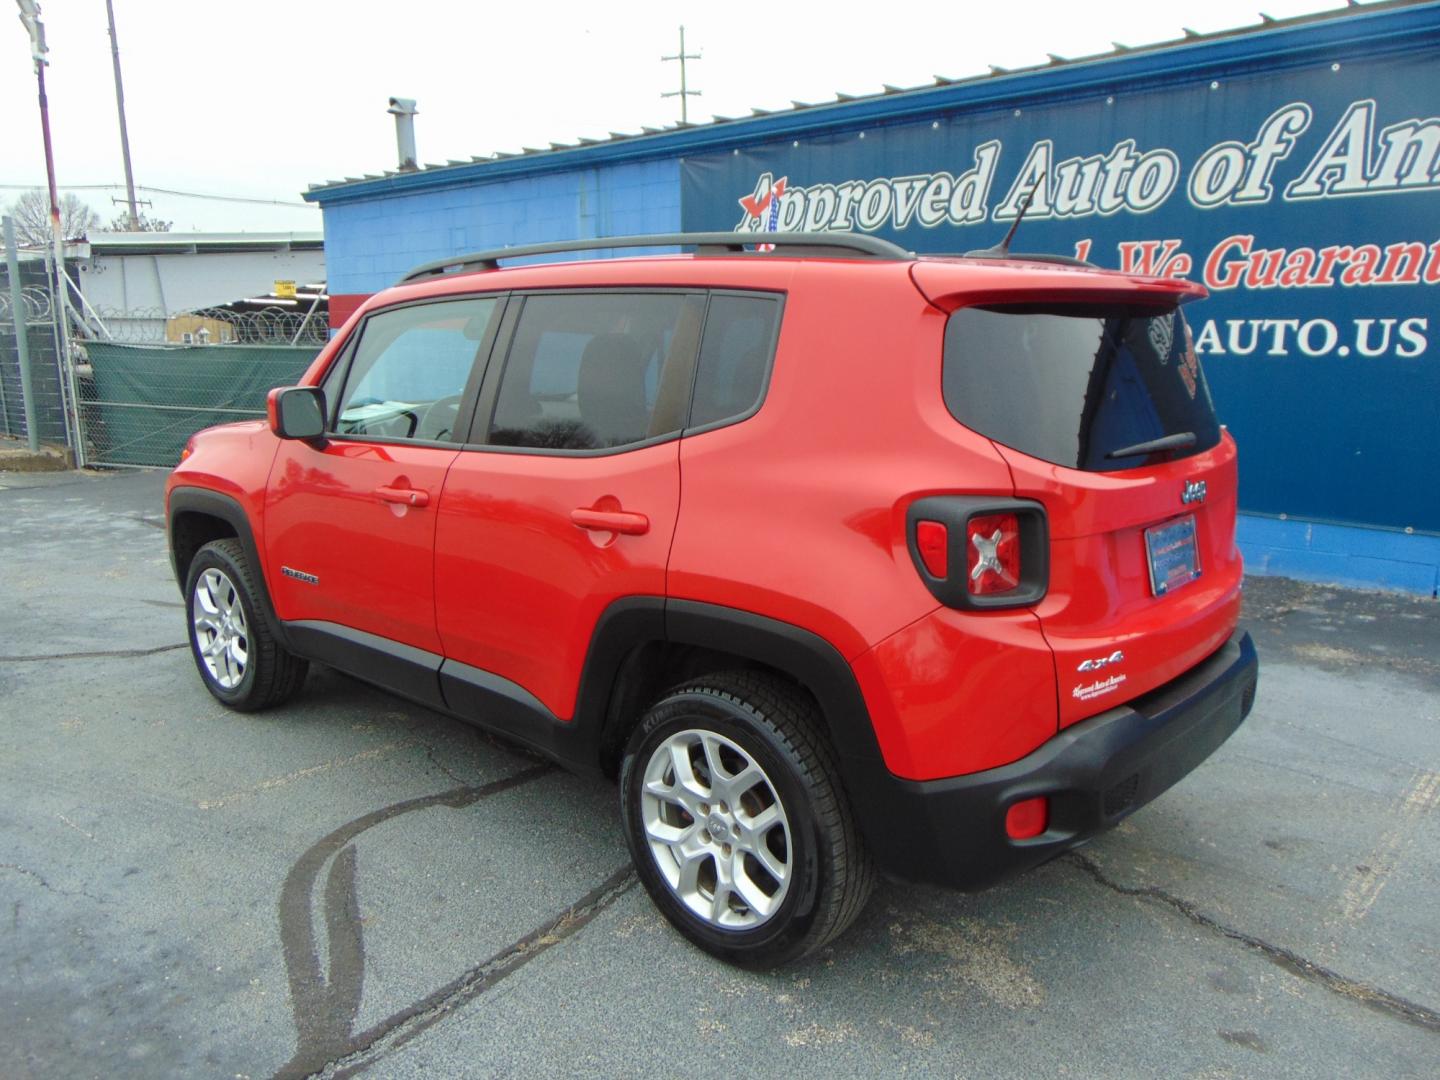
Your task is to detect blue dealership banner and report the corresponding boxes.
[680,50,1440,534]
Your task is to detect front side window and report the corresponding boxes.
[334,297,498,441]
[488,293,695,451]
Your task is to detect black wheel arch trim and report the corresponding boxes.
[167,486,292,651]
[659,599,895,854]
[445,598,890,810]
[661,599,886,766]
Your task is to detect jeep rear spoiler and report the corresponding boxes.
[909,260,1208,312]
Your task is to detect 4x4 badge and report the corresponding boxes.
[1182,479,1207,505]
[1077,650,1124,672]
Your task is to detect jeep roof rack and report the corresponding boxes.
[398,231,914,284]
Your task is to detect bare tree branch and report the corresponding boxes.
[106,209,172,232]
[5,189,102,247]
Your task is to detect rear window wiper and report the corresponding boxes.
[1105,431,1196,460]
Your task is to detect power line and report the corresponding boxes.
[0,182,315,208]
[135,184,315,208]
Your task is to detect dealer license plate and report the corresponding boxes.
[1145,515,1202,597]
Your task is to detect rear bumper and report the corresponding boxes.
[858,631,1258,889]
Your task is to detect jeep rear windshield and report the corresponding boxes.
[942,304,1220,472]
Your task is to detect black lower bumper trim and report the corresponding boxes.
[861,631,1259,890]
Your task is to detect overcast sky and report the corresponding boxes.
[2,0,1361,233]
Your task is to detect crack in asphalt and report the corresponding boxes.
[0,642,186,662]
[315,865,638,1079]
[390,719,474,789]
[420,743,468,787]
[1,863,107,905]
[1,864,55,891]
[9,899,22,993]
[198,741,420,811]
[1066,852,1440,1034]
[275,765,645,1079]
[269,759,639,1080]
[396,710,547,787]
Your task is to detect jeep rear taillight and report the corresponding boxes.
[907,497,1049,611]
[966,513,1020,595]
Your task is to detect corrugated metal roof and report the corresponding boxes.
[86,231,325,255]
[303,0,1430,200]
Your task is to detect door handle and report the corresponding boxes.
[571,508,649,535]
[375,485,429,508]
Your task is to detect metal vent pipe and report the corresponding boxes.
[388,97,418,171]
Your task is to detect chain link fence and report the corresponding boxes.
[4,254,327,468]
[77,302,325,467]
[0,276,72,448]
[80,341,321,467]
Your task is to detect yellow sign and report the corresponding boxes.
[274,280,297,299]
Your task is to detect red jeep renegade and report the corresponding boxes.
[166,231,1258,966]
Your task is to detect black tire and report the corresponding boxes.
[184,538,308,711]
[619,671,874,967]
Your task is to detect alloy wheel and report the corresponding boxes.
[640,728,792,929]
[191,567,249,690]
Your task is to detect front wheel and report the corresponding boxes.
[185,538,307,711]
[619,672,873,967]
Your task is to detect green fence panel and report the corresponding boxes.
[83,342,321,467]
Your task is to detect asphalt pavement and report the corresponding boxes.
[2,468,1436,1079]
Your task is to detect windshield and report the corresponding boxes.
[942,304,1220,471]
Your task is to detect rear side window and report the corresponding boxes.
[942,305,1220,471]
[335,297,498,441]
[689,294,782,429]
[488,293,698,451]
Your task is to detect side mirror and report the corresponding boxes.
[267,386,326,440]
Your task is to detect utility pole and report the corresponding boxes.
[105,0,140,230]
[661,25,700,125]
[16,2,65,272]
[16,0,83,465]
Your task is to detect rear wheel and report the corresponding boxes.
[185,538,307,711]
[620,672,873,966]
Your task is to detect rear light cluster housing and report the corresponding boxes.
[906,496,1049,610]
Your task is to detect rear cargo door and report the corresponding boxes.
[940,301,1243,726]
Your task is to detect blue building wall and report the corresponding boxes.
[322,157,681,295]
[1237,516,1440,597]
